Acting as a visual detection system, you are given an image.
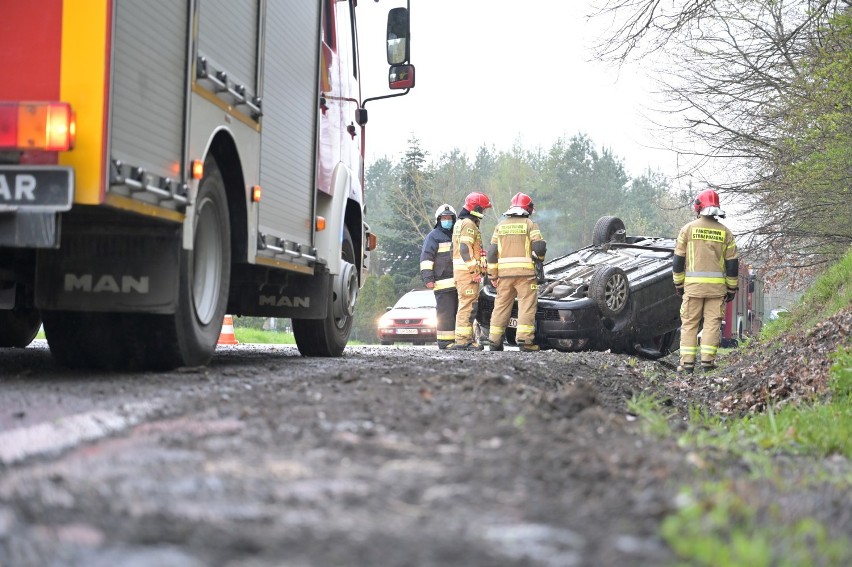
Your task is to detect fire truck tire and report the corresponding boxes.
[42,311,130,369]
[42,159,231,370]
[292,227,356,357]
[146,157,231,369]
[0,307,41,348]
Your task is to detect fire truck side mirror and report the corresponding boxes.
[389,64,415,90]
[386,7,410,65]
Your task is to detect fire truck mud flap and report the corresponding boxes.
[35,230,181,313]
[39,157,231,370]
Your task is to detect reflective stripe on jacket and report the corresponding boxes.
[452,217,484,274]
[673,216,737,297]
[488,217,544,278]
[420,226,455,292]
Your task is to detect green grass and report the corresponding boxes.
[662,482,852,567]
[641,249,852,566]
[233,327,297,344]
[682,347,852,459]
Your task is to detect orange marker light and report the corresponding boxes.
[315,216,326,231]
[366,232,378,251]
[251,185,262,202]
[191,159,204,180]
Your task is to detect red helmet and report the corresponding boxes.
[693,189,720,213]
[464,192,492,218]
[510,192,534,213]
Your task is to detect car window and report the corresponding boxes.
[394,291,436,309]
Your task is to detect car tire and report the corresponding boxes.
[589,265,629,317]
[505,327,517,346]
[380,340,393,346]
[592,216,626,246]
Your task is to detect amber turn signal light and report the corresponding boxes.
[191,159,204,180]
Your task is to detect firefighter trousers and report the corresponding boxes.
[679,295,725,367]
[488,276,538,345]
[435,289,458,347]
[453,273,480,344]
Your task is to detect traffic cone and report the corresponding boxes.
[218,314,239,345]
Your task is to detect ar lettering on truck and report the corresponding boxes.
[259,295,310,308]
[0,174,37,201]
[64,274,150,294]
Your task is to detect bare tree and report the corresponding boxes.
[591,0,852,283]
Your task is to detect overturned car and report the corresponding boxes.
[477,216,682,358]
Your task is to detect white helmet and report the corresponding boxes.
[434,203,457,223]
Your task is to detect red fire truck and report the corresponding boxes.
[0,1,414,369]
[721,262,765,347]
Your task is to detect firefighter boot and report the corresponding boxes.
[676,363,695,375]
[489,336,504,351]
[447,342,479,351]
[437,340,453,350]
[519,342,540,352]
[700,362,718,373]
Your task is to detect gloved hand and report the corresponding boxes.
[674,285,684,296]
[725,290,737,302]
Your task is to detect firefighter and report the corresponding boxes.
[485,192,546,352]
[673,188,738,373]
[420,204,458,349]
[447,192,492,350]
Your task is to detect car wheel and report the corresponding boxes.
[505,327,517,346]
[589,265,629,317]
[592,216,626,245]
[380,340,393,346]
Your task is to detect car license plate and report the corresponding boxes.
[0,166,74,211]
[508,317,518,328]
[396,328,418,334]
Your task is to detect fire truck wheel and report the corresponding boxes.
[147,157,231,369]
[0,306,41,348]
[292,227,356,357]
[42,311,130,369]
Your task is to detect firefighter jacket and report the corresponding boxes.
[673,215,738,297]
[486,215,545,278]
[452,213,485,276]
[420,224,455,292]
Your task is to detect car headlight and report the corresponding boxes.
[378,316,393,327]
[423,316,437,328]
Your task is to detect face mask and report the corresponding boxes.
[440,219,453,230]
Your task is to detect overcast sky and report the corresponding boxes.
[357,0,683,181]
